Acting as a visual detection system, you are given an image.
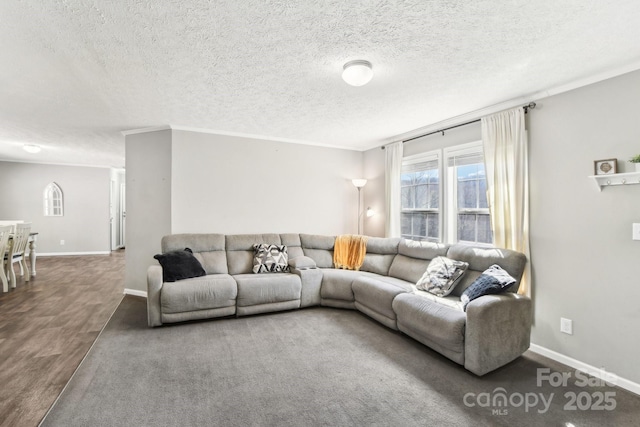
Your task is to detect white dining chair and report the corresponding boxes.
[0,225,12,292]
[5,222,32,289]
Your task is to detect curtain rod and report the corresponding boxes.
[381,102,536,149]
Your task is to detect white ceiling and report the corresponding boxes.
[1,0,640,168]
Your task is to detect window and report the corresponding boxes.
[401,152,440,241]
[44,182,64,216]
[445,143,492,245]
[399,141,493,245]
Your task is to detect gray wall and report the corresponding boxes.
[0,161,111,254]
[125,129,363,292]
[362,69,640,384]
[125,130,172,293]
[528,70,640,385]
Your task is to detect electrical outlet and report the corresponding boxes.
[633,223,640,241]
[60,239,65,245]
[560,318,573,335]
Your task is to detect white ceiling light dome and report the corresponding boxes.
[342,60,373,86]
[23,144,42,153]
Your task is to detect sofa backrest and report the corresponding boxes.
[300,234,335,268]
[226,233,282,275]
[388,239,449,283]
[360,237,400,275]
[446,244,527,296]
[161,233,228,274]
[280,233,304,259]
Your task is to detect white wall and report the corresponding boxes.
[110,168,126,249]
[363,69,640,385]
[171,130,363,234]
[362,146,385,237]
[125,130,172,293]
[0,161,111,254]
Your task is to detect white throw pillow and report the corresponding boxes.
[415,256,469,297]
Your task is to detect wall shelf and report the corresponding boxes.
[588,170,640,191]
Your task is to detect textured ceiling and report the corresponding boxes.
[1,0,640,167]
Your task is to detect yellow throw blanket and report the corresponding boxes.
[333,234,368,270]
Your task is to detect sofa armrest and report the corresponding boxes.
[464,293,532,376]
[288,256,317,270]
[147,265,164,327]
[290,266,322,308]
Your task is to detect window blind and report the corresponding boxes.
[402,159,438,173]
[447,152,484,167]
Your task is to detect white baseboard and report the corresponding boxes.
[529,343,640,396]
[124,288,147,298]
[38,251,112,256]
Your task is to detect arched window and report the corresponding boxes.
[44,182,64,216]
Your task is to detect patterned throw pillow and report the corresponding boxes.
[153,248,206,282]
[253,244,290,273]
[461,264,516,311]
[415,256,469,297]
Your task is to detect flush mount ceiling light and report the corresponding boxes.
[23,144,41,153]
[342,60,373,86]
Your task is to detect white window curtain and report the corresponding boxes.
[481,108,531,296]
[385,141,403,238]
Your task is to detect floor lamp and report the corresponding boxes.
[352,179,367,235]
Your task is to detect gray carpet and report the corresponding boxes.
[41,296,639,426]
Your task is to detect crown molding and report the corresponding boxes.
[120,125,172,136]
[121,124,361,152]
[365,60,640,151]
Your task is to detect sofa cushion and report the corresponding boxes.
[300,234,335,268]
[460,265,516,310]
[393,292,467,361]
[388,255,430,284]
[161,234,228,274]
[446,245,526,295]
[397,239,449,260]
[300,233,335,250]
[253,244,290,273]
[161,274,237,313]
[413,290,465,312]
[234,273,302,307]
[388,240,449,283]
[288,256,317,270]
[226,234,282,275]
[320,269,379,301]
[359,237,399,276]
[360,253,396,276]
[415,256,469,297]
[352,276,411,321]
[154,248,206,282]
[280,233,304,258]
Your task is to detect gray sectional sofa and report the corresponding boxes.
[147,233,531,376]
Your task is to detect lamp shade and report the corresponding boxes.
[352,179,367,188]
[342,60,373,86]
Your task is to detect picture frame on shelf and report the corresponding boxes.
[594,159,617,175]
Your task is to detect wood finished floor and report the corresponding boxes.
[0,251,125,427]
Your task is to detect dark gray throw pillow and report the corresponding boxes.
[461,264,516,311]
[154,248,206,282]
